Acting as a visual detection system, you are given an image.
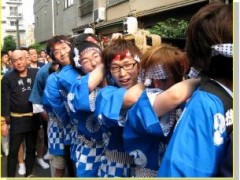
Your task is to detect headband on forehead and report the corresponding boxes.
[80,47,101,56]
[211,43,232,58]
[112,50,140,62]
[141,64,173,86]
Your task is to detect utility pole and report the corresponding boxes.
[16,19,21,49]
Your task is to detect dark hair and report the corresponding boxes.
[48,61,59,74]
[41,49,47,53]
[46,35,74,62]
[73,33,99,47]
[185,2,232,71]
[1,51,9,58]
[142,44,189,83]
[70,41,102,74]
[102,39,142,69]
[20,47,29,51]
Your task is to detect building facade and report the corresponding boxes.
[33,0,229,44]
[1,0,35,48]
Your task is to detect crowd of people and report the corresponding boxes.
[1,2,233,178]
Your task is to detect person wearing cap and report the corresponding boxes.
[123,44,200,177]
[158,2,233,177]
[64,39,106,177]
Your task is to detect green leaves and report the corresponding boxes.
[149,18,188,38]
[28,43,45,54]
[2,35,17,52]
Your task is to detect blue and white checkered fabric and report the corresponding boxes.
[75,142,105,177]
[97,155,134,177]
[70,126,79,162]
[48,121,65,155]
[64,122,72,145]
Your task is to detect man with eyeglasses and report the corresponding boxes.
[94,39,142,177]
[59,39,106,177]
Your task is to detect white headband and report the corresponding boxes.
[139,64,172,86]
[211,43,232,58]
[188,67,200,78]
[80,47,101,56]
[73,48,81,68]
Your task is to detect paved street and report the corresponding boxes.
[1,153,51,177]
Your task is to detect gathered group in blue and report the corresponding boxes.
[1,2,233,178]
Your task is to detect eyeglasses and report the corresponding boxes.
[79,52,101,65]
[110,62,137,73]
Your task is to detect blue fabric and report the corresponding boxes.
[157,89,229,177]
[68,74,90,112]
[123,91,168,174]
[95,86,134,177]
[95,86,127,151]
[57,65,79,92]
[48,112,65,156]
[56,65,80,145]
[95,86,127,128]
[98,156,133,177]
[42,72,71,146]
[42,73,65,155]
[43,72,69,126]
[69,74,103,141]
[68,74,105,177]
[75,143,104,177]
[29,63,51,104]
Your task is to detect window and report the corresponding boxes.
[10,21,17,26]
[9,6,18,16]
[1,21,6,24]
[79,0,93,17]
[64,0,73,9]
[106,0,128,8]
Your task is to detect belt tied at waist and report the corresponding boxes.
[135,166,158,177]
[77,134,104,148]
[10,112,33,117]
[106,150,134,165]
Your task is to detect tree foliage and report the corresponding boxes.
[148,18,188,38]
[2,35,17,52]
[28,43,46,54]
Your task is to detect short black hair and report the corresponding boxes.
[1,51,9,58]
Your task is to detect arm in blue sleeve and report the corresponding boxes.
[68,74,90,112]
[57,65,79,92]
[43,73,69,125]
[95,86,127,127]
[29,63,50,104]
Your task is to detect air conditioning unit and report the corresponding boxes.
[93,7,106,23]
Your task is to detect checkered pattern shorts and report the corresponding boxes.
[98,155,134,177]
[70,127,79,162]
[48,121,65,155]
[64,122,72,145]
[75,142,105,177]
